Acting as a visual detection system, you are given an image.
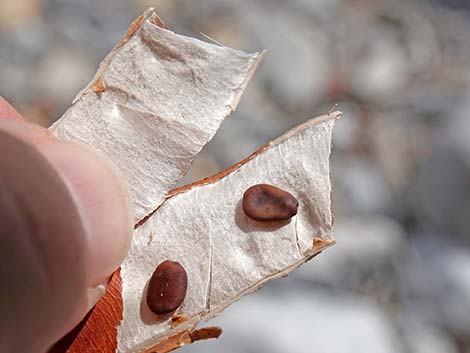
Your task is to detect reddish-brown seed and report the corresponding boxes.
[147,260,188,315]
[242,184,299,221]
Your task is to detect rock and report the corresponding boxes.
[444,97,470,165]
[31,46,95,110]
[404,241,470,336]
[240,3,332,111]
[400,320,459,353]
[44,0,136,57]
[180,291,402,353]
[333,158,393,214]
[350,32,409,101]
[332,101,363,151]
[293,216,406,288]
[403,144,470,244]
[205,114,271,169]
[0,0,45,31]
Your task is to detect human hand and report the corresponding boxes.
[0,97,134,352]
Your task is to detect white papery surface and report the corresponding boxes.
[50,9,263,222]
[48,8,338,352]
[119,113,339,353]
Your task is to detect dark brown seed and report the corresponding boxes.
[147,260,188,315]
[242,184,299,222]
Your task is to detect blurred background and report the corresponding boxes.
[1,0,469,352]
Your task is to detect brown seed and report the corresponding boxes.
[242,184,299,221]
[147,260,188,315]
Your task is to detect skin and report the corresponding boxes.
[0,97,134,353]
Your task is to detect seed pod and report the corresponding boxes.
[242,184,299,221]
[147,260,188,315]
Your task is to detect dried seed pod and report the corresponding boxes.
[50,9,265,224]
[52,111,339,353]
[147,260,188,315]
[242,184,299,221]
[48,13,340,346]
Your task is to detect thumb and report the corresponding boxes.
[0,105,133,352]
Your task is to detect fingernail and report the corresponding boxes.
[0,96,25,121]
[38,141,134,286]
[87,282,108,309]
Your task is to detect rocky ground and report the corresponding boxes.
[1,0,469,352]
